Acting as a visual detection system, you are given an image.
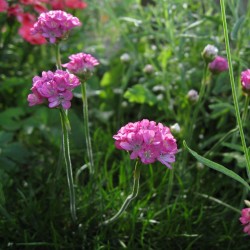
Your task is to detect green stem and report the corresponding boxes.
[81,82,94,174]
[242,96,250,123]
[220,0,250,179]
[59,108,77,222]
[102,161,141,225]
[182,62,209,166]
[55,43,62,70]
[204,127,238,157]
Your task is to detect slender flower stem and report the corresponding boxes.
[102,161,141,225]
[55,43,62,70]
[182,62,209,166]
[81,81,94,174]
[59,108,77,222]
[188,62,209,143]
[242,96,250,123]
[220,0,250,179]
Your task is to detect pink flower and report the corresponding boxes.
[209,56,228,74]
[48,90,73,109]
[239,208,250,235]
[7,4,23,18]
[113,119,178,168]
[0,0,8,12]
[27,70,80,109]
[31,10,81,43]
[51,0,87,10]
[62,53,99,77]
[18,13,47,45]
[241,69,250,91]
[27,93,44,106]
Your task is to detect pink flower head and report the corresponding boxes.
[31,10,81,43]
[239,208,250,235]
[0,0,8,12]
[27,69,80,109]
[209,56,228,74]
[241,69,250,91]
[113,119,178,168]
[62,53,99,77]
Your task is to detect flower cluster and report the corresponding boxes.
[62,53,99,77]
[239,208,250,235]
[31,10,81,43]
[113,119,178,168]
[27,70,80,109]
[209,56,228,74]
[241,69,250,92]
[0,1,86,44]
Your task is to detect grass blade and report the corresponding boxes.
[183,141,250,191]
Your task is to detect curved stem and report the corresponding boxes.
[102,161,141,225]
[55,43,62,70]
[220,0,250,179]
[81,82,94,174]
[60,108,77,222]
[242,96,250,123]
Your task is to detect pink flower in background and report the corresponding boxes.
[239,208,250,235]
[18,12,47,45]
[241,69,250,91]
[209,56,228,74]
[51,0,87,10]
[31,10,81,43]
[7,4,23,18]
[0,0,8,12]
[27,70,80,109]
[62,53,99,77]
[113,119,178,168]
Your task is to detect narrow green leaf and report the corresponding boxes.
[183,141,250,191]
[231,15,245,40]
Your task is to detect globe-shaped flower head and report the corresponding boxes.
[27,70,80,109]
[209,56,228,74]
[239,208,250,235]
[241,69,250,94]
[31,10,81,43]
[113,119,178,168]
[62,52,99,79]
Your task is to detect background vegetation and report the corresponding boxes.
[1,0,250,249]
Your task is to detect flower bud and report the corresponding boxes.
[244,200,250,208]
[201,44,218,63]
[196,162,204,170]
[120,53,131,63]
[187,89,199,103]
[170,123,181,134]
[209,56,228,74]
[241,69,250,94]
[143,64,154,74]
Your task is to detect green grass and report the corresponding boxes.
[1,0,250,249]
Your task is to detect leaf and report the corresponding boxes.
[231,15,245,40]
[119,17,142,27]
[183,141,250,191]
[0,131,14,144]
[100,64,123,87]
[0,107,26,131]
[124,84,157,106]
